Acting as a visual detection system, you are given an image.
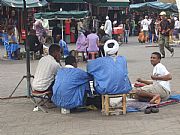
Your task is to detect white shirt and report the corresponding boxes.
[32,55,61,91]
[174,20,180,29]
[104,19,112,36]
[141,19,150,31]
[153,63,171,92]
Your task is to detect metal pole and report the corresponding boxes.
[23,0,31,97]
[61,20,64,40]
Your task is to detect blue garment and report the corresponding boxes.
[87,56,132,94]
[52,68,92,109]
[59,39,69,57]
[3,33,20,59]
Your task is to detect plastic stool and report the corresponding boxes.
[88,52,98,60]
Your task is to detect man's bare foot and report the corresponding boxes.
[150,95,161,104]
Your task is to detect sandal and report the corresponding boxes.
[151,106,159,113]
[144,107,152,114]
[144,106,159,114]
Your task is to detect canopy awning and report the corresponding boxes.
[130,1,178,12]
[1,0,48,8]
[34,11,89,20]
[47,0,86,3]
[84,0,129,7]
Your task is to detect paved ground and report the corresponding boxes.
[1,37,180,135]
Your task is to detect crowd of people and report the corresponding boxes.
[0,9,175,113]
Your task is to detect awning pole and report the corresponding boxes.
[61,20,63,40]
[23,0,31,97]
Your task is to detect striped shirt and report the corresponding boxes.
[32,55,60,91]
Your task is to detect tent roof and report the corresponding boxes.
[47,0,85,3]
[1,0,48,8]
[34,11,89,20]
[84,0,129,7]
[130,1,178,12]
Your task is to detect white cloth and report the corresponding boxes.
[65,65,74,68]
[104,39,119,55]
[153,63,171,92]
[32,55,61,91]
[104,19,112,37]
[174,20,180,29]
[141,19,150,31]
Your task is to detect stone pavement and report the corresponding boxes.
[1,37,180,135]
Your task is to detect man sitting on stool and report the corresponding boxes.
[52,55,92,110]
[27,29,43,57]
[87,39,132,95]
[32,44,61,96]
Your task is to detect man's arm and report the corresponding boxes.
[137,78,153,85]
[151,73,172,81]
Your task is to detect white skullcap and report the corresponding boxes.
[106,16,109,20]
[174,17,177,21]
[104,39,119,55]
[100,24,104,30]
[159,11,166,16]
[113,20,117,25]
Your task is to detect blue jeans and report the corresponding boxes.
[124,30,129,43]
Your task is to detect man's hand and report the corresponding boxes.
[136,78,143,82]
[151,75,158,80]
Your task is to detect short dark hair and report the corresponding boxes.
[65,55,76,66]
[152,52,161,59]
[49,44,61,56]
[91,28,96,33]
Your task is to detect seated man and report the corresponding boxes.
[27,29,43,56]
[32,44,61,94]
[56,35,69,57]
[51,55,92,109]
[133,52,172,104]
[4,26,20,59]
[87,39,132,95]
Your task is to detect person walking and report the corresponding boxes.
[104,16,112,38]
[159,11,174,58]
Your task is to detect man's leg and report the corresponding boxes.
[133,84,161,104]
[164,36,174,56]
[136,90,161,104]
[159,34,165,57]
[34,44,43,55]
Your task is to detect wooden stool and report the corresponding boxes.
[88,52,98,60]
[102,94,127,115]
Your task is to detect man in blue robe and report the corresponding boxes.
[52,56,92,109]
[87,39,132,95]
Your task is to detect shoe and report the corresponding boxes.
[170,48,174,57]
[151,106,159,113]
[144,107,151,114]
[162,55,165,58]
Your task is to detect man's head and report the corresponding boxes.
[11,10,16,17]
[104,39,119,56]
[49,44,61,62]
[150,52,161,66]
[159,11,166,19]
[65,55,77,68]
[91,28,96,33]
[106,16,109,20]
[29,29,36,35]
[56,34,62,42]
